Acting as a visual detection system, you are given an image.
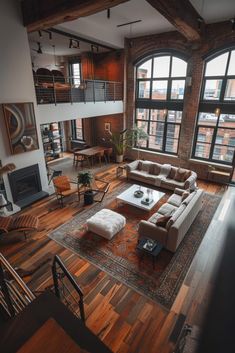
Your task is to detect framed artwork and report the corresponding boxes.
[104,122,111,132]
[3,102,39,155]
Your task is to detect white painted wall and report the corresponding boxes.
[0,0,49,211]
[37,101,124,124]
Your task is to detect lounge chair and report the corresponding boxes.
[0,214,39,239]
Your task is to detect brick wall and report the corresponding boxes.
[94,114,124,146]
[125,22,235,180]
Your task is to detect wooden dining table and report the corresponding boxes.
[74,146,109,167]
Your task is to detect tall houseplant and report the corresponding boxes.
[108,129,130,163]
[77,171,93,205]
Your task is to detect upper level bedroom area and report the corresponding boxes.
[28,29,124,106]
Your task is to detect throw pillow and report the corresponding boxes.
[166,204,186,229]
[184,170,192,181]
[181,191,190,201]
[174,168,188,182]
[169,167,177,179]
[156,214,172,227]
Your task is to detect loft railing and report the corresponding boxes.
[0,253,35,321]
[0,253,85,324]
[34,75,123,105]
[52,255,85,323]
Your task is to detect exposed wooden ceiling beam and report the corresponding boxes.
[146,0,204,41]
[22,0,130,33]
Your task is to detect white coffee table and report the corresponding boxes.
[116,184,165,211]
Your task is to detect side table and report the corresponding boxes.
[137,238,163,269]
[116,164,127,178]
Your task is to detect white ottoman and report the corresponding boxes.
[87,208,126,240]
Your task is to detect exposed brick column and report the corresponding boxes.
[178,51,204,167]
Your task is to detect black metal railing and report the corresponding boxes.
[34,75,123,105]
[0,253,35,321]
[52,255,85,323]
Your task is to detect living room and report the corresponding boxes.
[0,1,235,353]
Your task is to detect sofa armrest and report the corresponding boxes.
[126,160,140,174]
[138,220,167,246]
[184,171,197,189]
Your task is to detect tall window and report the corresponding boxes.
[71,119,84,140]
[135,53,187,154]
[193,48,235,165]
[69,59,81,86]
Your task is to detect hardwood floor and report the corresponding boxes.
[0,165,229,353]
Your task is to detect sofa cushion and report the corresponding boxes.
[163,178,185,188]
[158,203,177,216]
[130,170,157,183]
[168,193,182,207]
[148,212,163,224]
[182,190,197,205]
[166,204,186,229]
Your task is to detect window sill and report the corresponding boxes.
[132,147,178,159]
[189,158,232,170]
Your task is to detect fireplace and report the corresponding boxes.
[8,164,48,208]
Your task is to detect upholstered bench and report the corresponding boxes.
[87,208,126,240]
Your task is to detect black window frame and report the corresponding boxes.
[71,119,84,141]
[135,52,188,155]
[192,47,235,165]
[68,57,82,85]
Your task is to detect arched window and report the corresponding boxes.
[192,48,235,165]
[135,53,187,154]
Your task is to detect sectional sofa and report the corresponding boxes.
[138,188,204,252]
[126,160,197,191]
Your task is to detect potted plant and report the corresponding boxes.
[108,129,130,163]
[77,171,93,205]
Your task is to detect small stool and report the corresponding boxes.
[87,208,126,240]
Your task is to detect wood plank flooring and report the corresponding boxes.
[0,165,228,353]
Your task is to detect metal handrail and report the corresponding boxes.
[0,253,35,319]
[34,75,123,105]
[0,253,35,301]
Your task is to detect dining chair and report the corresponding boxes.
[104,147,113,163]
[96,151,106,167]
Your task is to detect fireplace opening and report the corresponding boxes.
[8,164,48,208]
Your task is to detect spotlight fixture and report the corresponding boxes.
[91,44,99,52]
[37,42,42,54]
[197,17,203,30]
[69,39,80,49]
[231,18,235,32]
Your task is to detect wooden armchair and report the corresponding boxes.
[53,175,79,207]
[91,178,110,203]
[0,214,39,240]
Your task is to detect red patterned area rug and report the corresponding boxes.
[48,183,221,309]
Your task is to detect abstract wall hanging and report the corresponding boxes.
[3,102,39,154]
